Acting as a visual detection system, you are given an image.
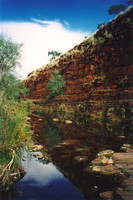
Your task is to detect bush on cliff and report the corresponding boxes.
[47,70,66,99]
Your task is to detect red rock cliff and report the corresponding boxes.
[25,7,133,103]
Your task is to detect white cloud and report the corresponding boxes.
[0,19,89,79]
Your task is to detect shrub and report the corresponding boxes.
[47,70,66,99]
[0,74,29,101]
[0,99,33,151]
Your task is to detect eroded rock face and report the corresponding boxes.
[25,7,133,105]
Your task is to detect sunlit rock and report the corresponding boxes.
[38,155,43,159]
[75,147,90,156]
[92,166,102,172]
[97,150,114,157]
[53,118,59,122]
[118,135,126,139]
[53,144,63,150]
[38,118,43,121]
[121,146,127,151]
[123,144,132,148]
[59,140,80,146]
[91,156,109,165]
[31,145,43,151]
[107,158,113,164]
[121,144,133,153]
[64,120,73,124]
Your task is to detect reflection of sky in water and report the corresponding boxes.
[12,154,84,200]
[22,156,64,186]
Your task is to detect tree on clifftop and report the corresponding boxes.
[108,4,127,15]
[48,50,61,61]
[108,0,133,15]
[127,0,133,6]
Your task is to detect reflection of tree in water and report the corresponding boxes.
[44,123,61,149]
[102,102,133,144]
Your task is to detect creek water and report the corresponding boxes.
[1,111,132,200]
[11,151,84,200]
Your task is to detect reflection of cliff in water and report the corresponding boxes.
[30,111,132,199]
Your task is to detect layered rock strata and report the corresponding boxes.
[25,7,133,105]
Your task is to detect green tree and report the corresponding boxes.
[0,35,29,101]
[0,35,32,189]
[108,4,127,15]
[0,74,29,101]
[127,0,133,6]
[48,50,61,61]
[47,70,66,99]
[0,35,22,81]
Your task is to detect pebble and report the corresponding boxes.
[65,120,73,124]
[53,118,59,122]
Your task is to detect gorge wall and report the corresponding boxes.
[25,7,133,130]
[25,8,133,198]
[26,7,133,103]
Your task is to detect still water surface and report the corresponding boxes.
[11,151,84,200]
[1,110,132,200]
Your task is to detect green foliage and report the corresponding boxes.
[0,35,22,80]
[0,74,29,101]
[127,0,133,6]
[75,103,91,125]
[0,100,33,151]
[48,50,61,61]
[0,35,33,190]
[0,150,12,168]
[104,30,113,38]
[108,4,127,15]
[56,104,74,120]
[97,23,105,30]
[94,37,105,45]
[0,35,32,155]
[108,1,133,15]
[47,70,66,99]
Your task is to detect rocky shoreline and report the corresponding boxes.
[89,144,133,200]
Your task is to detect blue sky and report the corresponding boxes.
[0,0,129,78]
[0,0,128,32]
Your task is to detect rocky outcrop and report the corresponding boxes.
[97,146,133,200]
[25,7,133,104]
[90,148,133,176]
